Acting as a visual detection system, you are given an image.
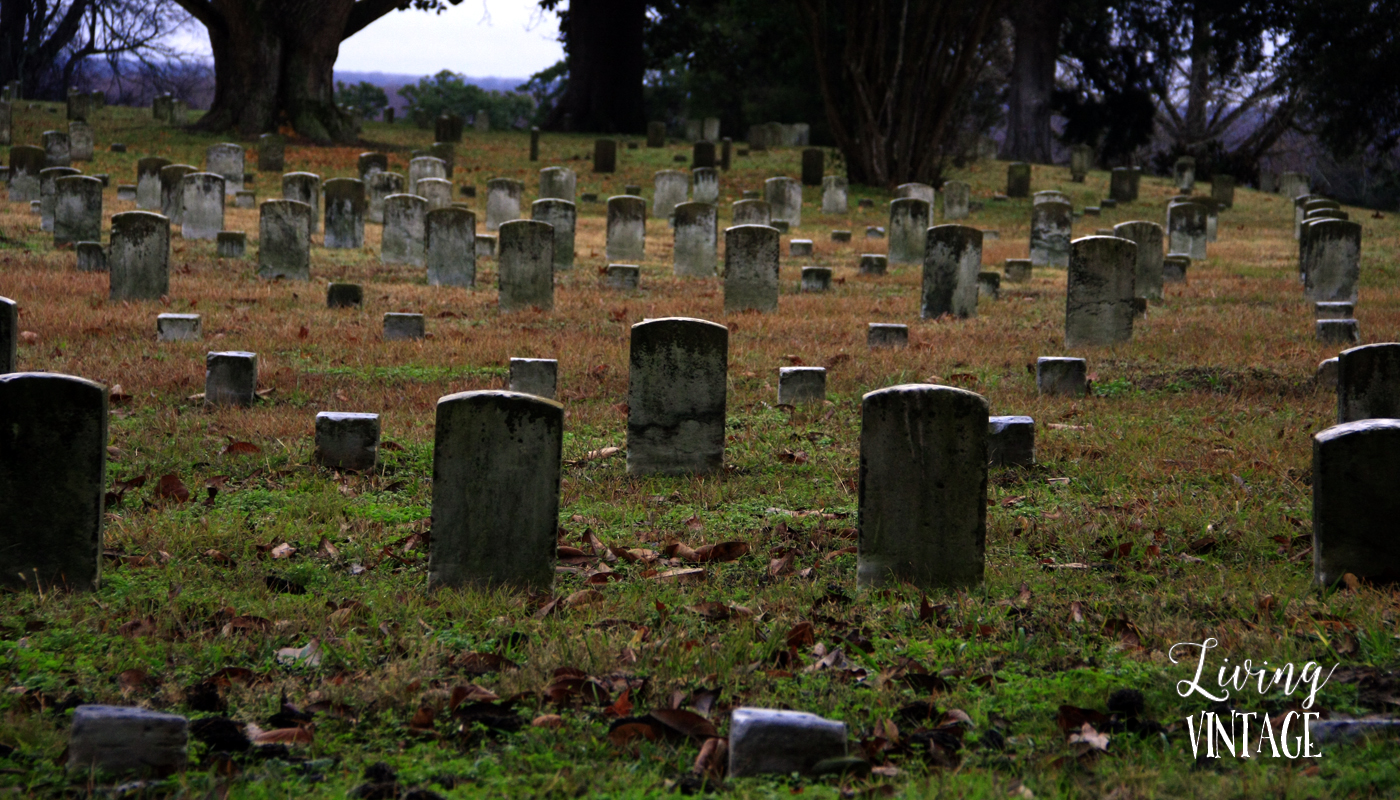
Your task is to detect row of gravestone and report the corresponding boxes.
[1289,194,1363,345]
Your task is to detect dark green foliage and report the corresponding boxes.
[334,81,389,121]
[398,70,534,130]
[1290,0,1400,158]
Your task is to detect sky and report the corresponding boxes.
[171,1,563,79]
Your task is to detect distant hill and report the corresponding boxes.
[333,71,529,119]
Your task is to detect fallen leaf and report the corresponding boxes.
[645,708,718,739]
[532,714,564,729]
[154,473,190,503]
[691,541,750,563]
[108,384,131,405]
[221,441,261,455]
[605,688,633,718]
[276,639,323,668]
[652,568,705,583]
[778,449,809,464]
[786,621,816,649]
[270,543,297,559]
[1069,601,1086,623]
[456,652,518,674]
[565,589,605,608]
[248,725,313,745]
[408,705,435,731]
[607,720,658,746]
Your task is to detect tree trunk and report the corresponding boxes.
[544,0,646,133]
[1181,6,1211,152]
[999,0,1064,163]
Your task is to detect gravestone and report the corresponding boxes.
[978,271,1000,300]
[66,91,88,121]
[1006,162,1031,198]
[1113,221,1165,301]
[1162,254,1190,283]
[1318,357,1340,386]
[234,189,255,209]
[988,416,1035,467]
[606,195,646,261]
[315,412,379,471]
[476,234,497,259]
[801,148,823,186]
[942,180,970,220]
[1070,144,1092,182]
[0,373,106,591]
[1166,201,1208,260]
[539,166,576,203]
[724,224,780,312]
[868,323,909,348]
[498,219,555,312]
[181,173,225,240]
[68,121,93,161]
[417,177,454,210]
[646,121,665,148]
[604,264,639,290]
[729,708,847,779]
[156,313,200,341]
[627,317,728,476]
[206,143,243,195]
[1279,171,1310,198]
[474,109,489,132]
[409,156,447,195]
[428,391,563,589]
[1065,236,1137,347]
[322,178,366,249]
[429,142,455,178]
[1212,175,1235,209]
[801,267,832,291]
[778,367,825,404]
[821,176,848,214]
[1004,258,1032,282]
[1337,344,1400,423]
[327,282,363,308]
[764,176,802,228]
[692,167,719,204]
[654,170,688,218]
[673,201,717,277]
[108,211,169,300]
[205,351,256,407]
[435,113,463,142]
[367,172,405,224]
[790,239,813,257]
[257,133,284,172]
[594,139,617,173]
[54,175,102,246]
[922,225,983,319]
[888,198,931,266]
[1317,319,1360,345]
[486,178,523,232]
[281,172,320,234]
[693,141,716,169]
[895,183,936,206]
[67,705,188,776]
[76,241,105,272]
[358,152,388,182]
[530,199,575,271]
[39,166,79,232]
[509,358,558,400]
[43,130,70,166]
[0,99,10,146]
[8,145,45,202]
[858,384,987,589]
[216,231,246,258]
[703,117,720,141]
[832,230,851,242]
[1109,168,1134,204]
[382,193,427,267]
[1033,190,1070,207]
[1312,419,1400,585]
[733,199,771,226]
[383,312,425,340]
[859,254,888,276]
[258,200,311,280]
[720,137,732,170]
[1174,156,1195,191]
[1303,219,1361,304]
[685,118,702,140]
[1030,200,1072,268]
[1037,357,1087,396]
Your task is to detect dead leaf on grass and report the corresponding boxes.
[276,638,323,668]
[220,440,261,455]
[154,473,190,503]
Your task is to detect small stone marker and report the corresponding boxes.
[531,198,576,271]
[692,167,718,204]
[627,317,728,476]
[724,224,779,312]
[205,351,256,407]
[156,313,201,342]
[858,384,987,588]
[888,198,931,265]
[76,241,105,272]
[831,230,851,242]
[206,143,244,195]
[0,372,107,591]
[1037,357,1087,396]
[1162,254,1190,283]
[790,239,813,257]
[315,412,379,471]
[1303,219,1361,304]
[509,358,559,400]
[1065,236,1137,347]
[54,175,102,247]
[1109,167,1133,203]
[382,193,428,267]
[426,207,477,287]
[1317,301,1354,319]
[778,367,826,405]
[729,708,847,778]
[1174,156,1196,191]
[1006,162,1031,197]
[859,254,888,276]
[732,199,771,226]
[626,183,642,195]
[821,175,847,213]
[109,211,169,300]
[764,176,802,228]
[498,219,555,312]
[606,195,646,261]
[383,312,425,340]
[867,323,908,348]
[604,264,640,290]
[978,271,1000,300]
[922,225,982,319]
[181,172,225,240]
[1166,201,1208,260]
[486,177,523,231]
[234,189,255,209]
[327,282,363,308]
[673,202,717,277]
[257,133,284,172]
[367,172,404,224]
[1004,258,1032,282]
[1030,200,1072,268]
[281,172,320,234]
[216,231,246,259]
[801,148,823,186]
[942,180,970,220]
[1113,221,1164,300]
[1317,357,1340,387]
[539,166,576,203]
[476,234,497,259]
[1317,319,1360,345]
[1337,343,1400,423]
[67,705,187,775]
[593,139,617,173]
[1312,419,1400,585]
[428,390,563,589]
[801,266,832,292]
[258,199,311,280]
[988,416,1035,467]
[323,177,366,248]
[8,145,46,203]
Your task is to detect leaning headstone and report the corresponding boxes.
[942,180,970,220]
[859,254,888,276]
[158,164,194,223]
[206,143,243,195]
[67,705,187,776]
[382,193,428,267]
[258,200,311,280]
[1109,168,1134,204]
[1337,344,1400,424]
[108,212,169,300]
[281,172,321,235]
[257,134,284,172]
[9,145,47,202]
[205,351,256,407]
[39,166,79,231]
[692,167,719,204]
[593,139,617,173]
[1006,162,1031,198]
[327,282,363,308]
[1037,357,1087,396]
[1030,200,1072,268]
[417,177,454,210]
[1303,219,1361,304]
[1065,236,1136,347]
[486,178,523,232]
[67,121,93,161]
[868,323,909,348]
[800,148,823,186]
[315,412,379,471]
[821,176,848,214]
[509,358,558,400]
[724,225,780,312]
[888,198,931,266]
[498,219,554,312]
[43,130,70,166]
[156,313,200,342]
[646,121,665,148]
[606,195,646,261]
[539,166,576,203]
[54,175,102,246]
[1004,258,1032,282]
[778,367,826,404]
[732,199,771,226]
[673,202,717,277]
[654,170,688,218]
[1312,419,1400,585]
[764,176,802,228]
[383,312,425,340]
[323,178,365,249]
[729,708,847,778]
[367,171,405,224]
[216,231,245,258]
[530,199,575,271]
[801,267,832,292]
[858,384,987,588]
[181,173,225,240]
[1166,201,1208,260]
[988,416,1035,467]
[1113,221,1164,300]
[921,225,983,319]
[76,241,106,272]
[627,317,728,476]
[428,390,563,589]
[0,372,106,591]
[1173,156,1196,192]
[1070,145,1092,182]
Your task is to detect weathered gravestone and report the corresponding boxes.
[530,199,575,271]
[1004,258,1032,282]
[673,202,717,277]
[509,358,558,400]
[426,207,476,287]
[135,156,168,209]
[921,225,982,320]
[942,180,970,220]
[180,173,225,240]
[9,145,46,202]
[703,117,720,141]
[108,212,169,300]
[593,139,617,173]
[435,113,463,142]
[67,121,92,161]
[428,390,563,589]
[1037,357,1088,396]
[76,241,105,272]
[1212,175,1235,209]
[604,264,639,290]
[724,224,780,312]
[1006,162,1031,198]
[888,198,931,266]
[1030,200,1072,268]
[764,176,802,228]
[156,313,200,341]
[977,271,1000,301]
[383,312,425,340]
[54,175,102,247]
[281,172,320,235]
[1065,236,1137,347]
[1312,419,1400,585]
[1303,219,1361,304]
[988,416,1035,467]
[216,231,245,259]
[257,134,284,172]
[0,373,106,591]
[382,193,427,267]
[322,178,365,248]
[486,178,523,232]
[206,143,243,195]
[43,130,70,166]
[258,199,311,280]
[358,152,388,182]
[1166,201,1208,260]
[646,121,665,148]
[654,170,688,218]
[476,234,496,259]
[1279,171,1310,198]
[539,166,576,203]
[0,99,11,146]
[606,195,646,261]
[789,239,813,257]
[733,199,771,226]
[626,317,728,476]
[801,266,832,292]
[409,156,446,196]
[326,282,362,308]
[158,164,195,223]
[868,323,909,348]
[205,351,256,407]
[315,412,379,471]
[67,705,188,776]
[1109,167,1134,204]
[859,254,888,276]
[1174,156,1196,192]
[896,182,936,206]
[1070,144,1092,182]
[429,142,455,178]
[858,384,987,589]
[729,708,847,778]
[417,177,453,210]
[692,167,719,204]
[821,176,848,214]
[39,166,79,231]
[801,148,823,186]
[1317,319,1360,345]
[497,219,555,312]
[1113,221,1165,301]
[778,367,826,405]
[1337,343,1400,424]
[367,172,404,224]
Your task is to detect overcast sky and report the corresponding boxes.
[172,1,563,79]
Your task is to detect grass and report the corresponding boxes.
[1,102,1399,798]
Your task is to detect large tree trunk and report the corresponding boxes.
[999,0,1064,163]
[544,0,646,133]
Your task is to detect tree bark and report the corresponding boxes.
[999,0,1064,163]
[544,0,646,133]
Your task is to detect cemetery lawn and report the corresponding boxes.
[4,104,1400,799]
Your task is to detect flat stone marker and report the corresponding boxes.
[76,241,105,272]
[485,177,523,231]
[476,234,497,259]
[315,412,379,471]
[801,266,832,292]
[764,176,802,228]
[498,219,555,312]
[383,312,425,340]
[206,143,244,195]
[1304,219,1361,304]
[778,367,826,404]
[593,139,617,173]
[627,318,727,476]
[68,705,187,775]
[1006,162,1031,197]
[205,351,256,407]
[729,708,847,778]
[0,372,107,591]
[382,193,428,267]
[8,145,46,203]
[1030,200,1072,268]
[693,167,719,204]
[858,384,988,589]
[109,211,169,300]
[821,175,848,214]
[604,264,640,290]
[54,175,102,247]
[322,177,365,248]
[888,198,931,266]
[509,358,559,400]
[942,180,970,220]
[733,199,771,226]
[868,323,908,348]
[654,169,688,218]
[978,271,1000,300]
[426,207,477,288]
[0,296,14,373]
[409,156,447,196]
[181,172,225,240]
[673,201,717,277]
[607,195,647,261]
[367,172,405,224]
[1005,258,1032,282]
[216,231,245,259]
[1037,357,1087,396]
[1163,254,1190,283]
[1317,301,1355,319]
[724,224,780,312]
[1337,343,1400,423]
[922,225,982,319]
[156,313,200,341]
[327,282,363,308]
[859,254,887,276]
[1166,201,1208,260]
[1065,236,1137,348]
[1318,319,1360,345]
[43,129,70,167]
[790,239,813,257]
[257,133,284,172]
[531,198,576,271]
[989,415,1035,467]
[1317,357,1339,387]
[39,166,80,232]
[258,199,311,280]
[1313,419,1400,585]
[895,182,935,205]
[428,390,563,589]
[1113,221,1164,300]
[234,189,255,209]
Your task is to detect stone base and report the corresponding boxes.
[729,707,846,778]
[157,313,201,342]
